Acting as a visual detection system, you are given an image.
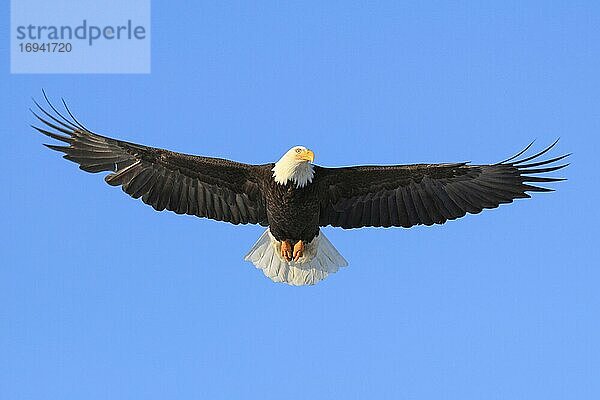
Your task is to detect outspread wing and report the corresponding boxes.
[315,141,569,229]
[32,94,270,226]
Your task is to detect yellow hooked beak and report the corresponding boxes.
[297,149,315,163]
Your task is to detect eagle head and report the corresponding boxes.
[272,146,315,188]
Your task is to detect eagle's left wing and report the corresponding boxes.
[31,95,270,226]
[315,142,569,229]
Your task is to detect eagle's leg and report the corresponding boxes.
[280,240,293,262]
[293,240,304,261]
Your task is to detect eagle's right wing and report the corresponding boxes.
[32,94,270,226]
[315,142,569,229]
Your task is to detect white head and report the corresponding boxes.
[272,146,315,188]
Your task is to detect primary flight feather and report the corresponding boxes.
[32,93,569,285]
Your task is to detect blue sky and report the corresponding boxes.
[1,1,599,399]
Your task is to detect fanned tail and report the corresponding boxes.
[244,229,348,286]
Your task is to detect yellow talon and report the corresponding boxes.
[280,240,293,261]
[293,240,305,261]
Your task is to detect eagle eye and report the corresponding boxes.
[295,148,302,153]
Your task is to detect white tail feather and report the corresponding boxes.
[244,229,348,286]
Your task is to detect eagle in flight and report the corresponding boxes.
[32,93,569,286]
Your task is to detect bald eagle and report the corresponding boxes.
[32,94,569,286]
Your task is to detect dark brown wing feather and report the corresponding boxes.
[315,140,569,229]
[32,94,270,226]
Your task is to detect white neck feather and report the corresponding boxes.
[272,159,315,188]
